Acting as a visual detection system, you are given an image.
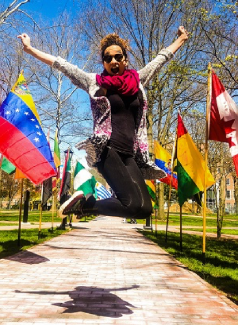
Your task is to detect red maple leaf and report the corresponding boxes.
[221,118,236,147]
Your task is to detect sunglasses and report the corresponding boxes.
[103,53,124,64]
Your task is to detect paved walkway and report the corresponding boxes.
[0,216,237,325]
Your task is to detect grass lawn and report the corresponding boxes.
[131,213,238,233]
[0,228,69,259]
[141,230,238,305]
[184,228,238,236]
[155,214,237,228]
[0,209,62,222]
[0,209,96,259]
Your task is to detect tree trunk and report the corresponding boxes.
[233,175,238,214]
[217,173,225,239]
[146,90,154,155]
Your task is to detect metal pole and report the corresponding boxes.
[17,179,24,247]
[202,62,212,263]
[180,205,183,252]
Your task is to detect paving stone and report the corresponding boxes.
[0,216,237,324]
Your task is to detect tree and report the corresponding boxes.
[16,14,93,153]
[72,0,238,222]
[0,171,19,208]
[0,0,30,26]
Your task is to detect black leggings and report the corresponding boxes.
[82,147,152,219]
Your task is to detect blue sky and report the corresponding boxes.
[22,0,80,21]
[15,0,90,166]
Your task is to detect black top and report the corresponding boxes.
[106,90,140,155]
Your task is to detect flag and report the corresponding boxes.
[176,114,215,206]
[209,71,238,174]
[59,149,71,203]
[52,129,60,192]
[41,177,52,207]
[154,140,178,189]
[54,129,61,168]
[0,155,26,179]
[145,179,158,208]
[1,156,16,174]
[95,182,112,199]
[145,179,156,201]
[41,129,52,206]
[0,73,56,184]
[74,161,97,196]
[14,168,26,179]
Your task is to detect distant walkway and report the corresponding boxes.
[0,216,237,324]
[1,220,238,240]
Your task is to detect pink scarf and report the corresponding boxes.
[96,69,140,96]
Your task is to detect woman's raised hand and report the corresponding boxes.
[17,33,56,66]
[177,26,189,41]
[17,33,32,52]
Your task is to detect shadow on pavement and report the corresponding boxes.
[5,250,49,264]
[16,285,139,318]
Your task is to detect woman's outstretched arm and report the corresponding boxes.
[17,33,56,66]
[138,26,189,85]
[166,26,189,54]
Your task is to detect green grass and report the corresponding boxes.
[130,214,237,228]
[0,228,69,259]
[0,210,97,259]
[141,230,238,305]
[0,222,18,226]
[160,215,237,227]
[184,228,238,235]
[0,209,62,222]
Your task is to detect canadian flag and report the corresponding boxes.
[209,71,238,175]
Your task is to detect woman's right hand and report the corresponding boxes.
[17,33,31,52]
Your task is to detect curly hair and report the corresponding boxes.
[100,33,130,60]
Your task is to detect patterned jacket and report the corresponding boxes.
[52,48,173,179]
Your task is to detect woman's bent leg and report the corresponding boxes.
[82,147,152,219]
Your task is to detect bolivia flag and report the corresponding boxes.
[145,179,158,208]
[0,73,56,184]
[176,114,215,206]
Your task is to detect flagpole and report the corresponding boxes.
[38,205,42,239]
[165,132,177,243]
[17,179,24,247]
[202,62,212,263]
[180,205,183,252]
[51,191,55,231]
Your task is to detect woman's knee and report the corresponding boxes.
[127,201,152,219]
[136,204,152,219]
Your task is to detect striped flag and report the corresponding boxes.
[95,182,111,199]
[1,156,15,174]
[54,129,61,168]
[145,179,158,208]
[0,73,56,184]
[59,148,71,203]
[52,129,60,192]
[74,160,97,196]
[176,114,215,206]
[154,141,178,189]
[41,129,52,206]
